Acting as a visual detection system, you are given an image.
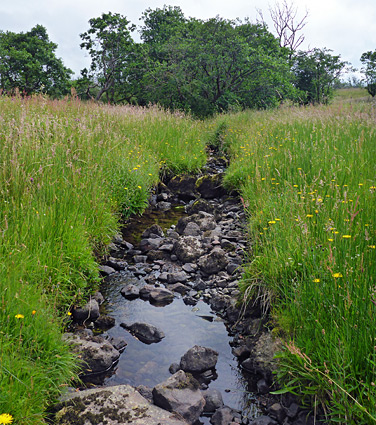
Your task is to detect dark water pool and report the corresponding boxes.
[99,275,259,421]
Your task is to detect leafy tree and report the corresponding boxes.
[79,12,135,101]
[293,48,348,104]
[0,25,72,96]
[360,50,376,97]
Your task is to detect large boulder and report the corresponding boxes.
[173,236,205,263]
[167,175,198,200]
[54,385,188,425]
[180,345,218,374]
[152,371,205,424]
[195,174,226,199]
[63,332,120,375]
[120,322,165,344]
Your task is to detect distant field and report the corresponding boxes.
[334,87,371,101]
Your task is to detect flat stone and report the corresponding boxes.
[98,265,116,276]
[167,271,189,284]
[54,385,188,425]
[120,322,165,344]
[153,370,205,424]
[149,287,174,305]
[120,284,140,299]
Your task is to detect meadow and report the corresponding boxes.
[0,94,207,424]
[221,100,376,424]
[0,91,375,425]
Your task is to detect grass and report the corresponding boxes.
[0,94,208,424]
[220,101,376,424]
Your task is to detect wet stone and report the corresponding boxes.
[120,284,140,299]
[180,345,219,373]
[120,322,165,344]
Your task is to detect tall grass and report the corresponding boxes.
[221,102,376,424]
[0,94,208,424]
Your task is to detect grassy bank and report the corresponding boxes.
[0,95,208,424]
[221,102,376,423]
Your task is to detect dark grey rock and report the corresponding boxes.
[167,271,189,284]
[107,336,127,353]
[139,284,155,299]
[196,174,226,199]
[180,345,219,373]
[98,265,116,276]
[268,403,286,423]
[72,299,100,324]
[140,238,163,252]
[248,416,278,425]
[120,284,140,299]
[256,378,270,395]
[182,263,198,273]
[231,345,250,361]
[94,315,115,329]
[183,221,201,236]
[183,296,198,306]
[210,407,233,425]
[198,248,228,275]
[152,370,205,424]
[64,333,120,375]
[133,255,148,263]
[169,363,181,374]
[157,201,172,210]
[149,287,174,305]
[120,322,165,344]
[141,224,164,239]
[286,402,299,419]
[202,389,224,413]
[168,283,190,295]
[93,291,104,305]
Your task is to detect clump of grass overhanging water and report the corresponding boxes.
[221,102,376,424]
[0,94,208,424]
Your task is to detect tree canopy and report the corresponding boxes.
[360,50,376,97]
[0,25,72,96]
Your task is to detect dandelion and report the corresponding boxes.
[0,413,13,424]
[328,238,334,242]
[137,185,142,189]
[342,235,351,239]
[332,273,343,278]
[369,245,376,249]
[268,220,276,224]
[306,214,313,218]
[313,279,320,283]
[32,310,36,315]
[67,312,72,316]
[14,314,24,319]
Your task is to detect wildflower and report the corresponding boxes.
[328,238,334,242]
[306,214,313,218]
[342,235,351,239]
[14,314,24,319]
[313,279,320,283]
[137,185,142,189]
[67,312,72,316]
[124,187,128,190]
[32,310,36,315]
[268,220,276,224]
[369,245,376,249]
[332,273,343,278]
[0,413,13,424]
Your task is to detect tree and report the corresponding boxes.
[0,25,72,96]
[293,48,348,104]
[360,50,376,97]
[136,12,295,116]
[79,12,135,101]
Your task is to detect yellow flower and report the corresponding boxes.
[332,273,343,278]
[313,279,320,283]
[67,312,72,316]
[32,310,36,315]
[268,220,276,224]
[369,245,376,249]
[342,235,351,239]
[137,185,142,189]
[0,413,13,424]
[15,314,24,319]
[328,238,334,242]
[306,214,313,218]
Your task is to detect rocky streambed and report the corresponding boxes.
[53,157,325,425]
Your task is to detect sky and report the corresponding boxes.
[0,0,375,79]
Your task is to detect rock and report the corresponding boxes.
[120,284,140,299]
[107,336,127,353]
[183,296,198,306]
[268,403,286,423]
[167,175,198,200]
[94,315,115,329]
[152,370,205,424]
[183,221,202,236]
[253,333,282,372]
[174,236,205,263]
[120,322,165,344]
[54,385,188,425]
[72,299,100,324]
[210,407,233,425]
[248,416,278,425]
[186,199,215,215]
[98,265,116,276]
[231,345,251,361]
[286,402,299,419]
[136,385,154,403]
[140,238,163,252]
[167,271,189,284]
[194,211,217,232]
[133,255,148,263]
[195,174,226,199]
[169,363,181,374]
[93,291,104,305]
[256,379,270,395]
[105,258,126,271]
[180,345,219,373]
[182,263,198,273]
[139,284,155,299]
[149,287,174,305]
[64,333,120,375]
[198,248,228,275]
[168,283,190,295]
[209,293,233,313]
[141,224,164,238]
[202,389,224,413]
[157,201,172,210]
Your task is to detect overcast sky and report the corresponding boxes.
[0,0,375,79]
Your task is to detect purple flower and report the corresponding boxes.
[30,178,34,182]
